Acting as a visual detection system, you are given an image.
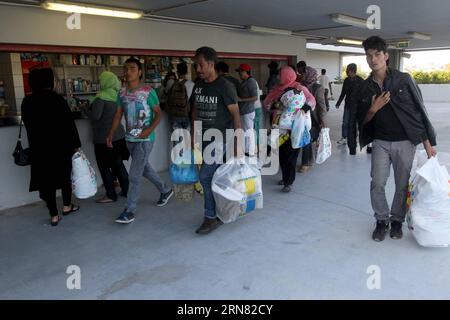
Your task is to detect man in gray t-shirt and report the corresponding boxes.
[236,63,258,155]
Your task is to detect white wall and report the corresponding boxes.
[306,49,341,82]
[418,84,450,102]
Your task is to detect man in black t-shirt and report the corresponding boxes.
[190,47,242,235]
[350,36,437,242]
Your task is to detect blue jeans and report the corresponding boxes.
[199,143,225,219]
[342,106,351,139]
[199,163,221,219]
[126,141,170,213]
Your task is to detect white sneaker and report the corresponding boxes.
[337,138,347,145]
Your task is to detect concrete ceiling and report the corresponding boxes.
[7,0,450,50]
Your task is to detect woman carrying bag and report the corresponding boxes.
[21,68,81,226]
[88,71,129,203]
[263,66,316,193]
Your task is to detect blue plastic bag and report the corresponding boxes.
[169,152,199,184]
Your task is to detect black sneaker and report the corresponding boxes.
[195,217,223,235]
[367,146,372,154]
[115,211,135,224]
[157,189,174,207]
[282,185,292,193]
[390,221,403,240]
[372,221,389,242]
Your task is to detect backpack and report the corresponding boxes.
[166,79,189,118]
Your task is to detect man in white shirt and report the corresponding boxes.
[318,69,333,111]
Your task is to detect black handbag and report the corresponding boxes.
[12,119,31,166]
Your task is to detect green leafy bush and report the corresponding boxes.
[412,71,450,84]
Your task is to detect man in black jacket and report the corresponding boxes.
[336,63,364,147]
[348,36,437,242]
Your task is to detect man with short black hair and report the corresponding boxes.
[107,57,173,224]
[216,61,240,94]
[349,36,437,242]
[336,63,364,147]
[191,46,242,235]
[165,62,194,131]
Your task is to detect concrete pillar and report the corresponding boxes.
[387,49,403,71]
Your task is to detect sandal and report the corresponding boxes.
[297,165,312,173]
[62,204,80,216]
[96,197,116,204]
[50,215,62,227]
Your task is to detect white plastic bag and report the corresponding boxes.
[71,150,97,199]
[315,128,331,164]
[212,157,263,223]
[407,156,450,247]
[278,89,306,129]
[291,110,312,149]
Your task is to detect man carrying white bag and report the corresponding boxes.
[212,157,263,224]
[72,150,98,199]
[407,155,450,247]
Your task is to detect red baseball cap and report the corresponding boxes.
[235,63,251,72]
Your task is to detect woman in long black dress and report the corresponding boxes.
[22,68,81,226]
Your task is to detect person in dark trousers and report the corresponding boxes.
[216,61,240,94]
[190,47,242,234]
[318,69,332,111]
[263,66,316,193]
[336,63,364,147]
[348,36,437,242]
[21,68,81,226]
[298,66,327,172]
[88,71,129,203]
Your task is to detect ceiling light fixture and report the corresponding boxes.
[41,0,144,19]
[330,13,368,29]
[408,32,432,41]
[247,25,292,36]
[336,38,363,46]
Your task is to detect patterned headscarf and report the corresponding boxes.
[303,66,318,87]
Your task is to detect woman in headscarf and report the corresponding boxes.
[298,66,327,173]
[263,65,316,192]
[88,71,129,203]
[22,68,81,226]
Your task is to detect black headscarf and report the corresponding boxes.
[29,68,54,93]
